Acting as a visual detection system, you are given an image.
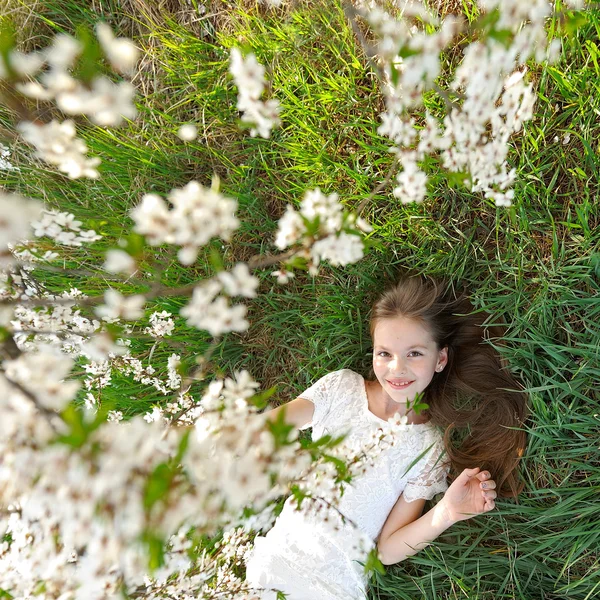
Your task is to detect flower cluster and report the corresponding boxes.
[3,344,80,411]
[32,209,102,246]
[17,120,102,179]
[180,263,259,336]
[0,192,44,267]
[131,179,241,265]
[229,47,282,138]
[363,0,558,206]
[274,187,373,274]
[1,25,139,178]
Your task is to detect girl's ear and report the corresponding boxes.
[438,346,449,370]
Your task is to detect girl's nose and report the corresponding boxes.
[389,357,406,373]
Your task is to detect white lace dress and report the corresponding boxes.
[244,368,450,600]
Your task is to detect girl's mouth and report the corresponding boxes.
[387,380,414,389]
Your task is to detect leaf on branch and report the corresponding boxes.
[57,402,113,448]
[562,11,589,37]
[356,547,385,577]
[141,529,165,572]
[143,462,173,511]
[74,24,103,85]
[249,385,277,411]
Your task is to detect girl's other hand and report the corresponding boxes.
[439,467,496,524]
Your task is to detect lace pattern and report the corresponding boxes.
[245,369,450,600]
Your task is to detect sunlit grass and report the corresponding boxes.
[1,0,599,598]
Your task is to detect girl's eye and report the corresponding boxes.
[377,351,422,357]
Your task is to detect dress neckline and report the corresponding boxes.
[358,372,432,427]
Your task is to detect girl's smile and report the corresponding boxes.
[386,379,414,389]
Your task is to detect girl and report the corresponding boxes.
[244,275,528,600]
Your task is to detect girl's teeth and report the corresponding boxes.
[389,381,411,388]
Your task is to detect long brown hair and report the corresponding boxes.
[368,275,529,499]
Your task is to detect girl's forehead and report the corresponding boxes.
[373,316,435,345]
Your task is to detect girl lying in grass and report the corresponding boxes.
[244,275,528,600]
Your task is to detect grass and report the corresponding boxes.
[1,0,600,598]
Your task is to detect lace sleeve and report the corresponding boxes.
[297,370,341,431]
[402,436,450,503]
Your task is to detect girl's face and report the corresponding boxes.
[372,316,448,406]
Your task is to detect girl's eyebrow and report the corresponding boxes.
[375,344,428,351]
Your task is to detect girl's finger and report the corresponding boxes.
[476,471,491,481]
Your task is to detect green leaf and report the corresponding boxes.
[74,24,103,85]
[124,232,146,257]
[362,238,385,252]
[322,453,350,480]
[299,213,321,237]
[361,547,386,576]
[472,8,500,33]
[488,27,514,48]
[174,429,191,464]
[562,11,588,36]
[141,529,165,571]
[445,170,471,189]
[208,245,225,273]
[250,385,278,410]
[285,255,308,270]
[143,462,173,511]
[56,402,113,448]
[0,19,15,56]
[397,45,420,60]
[265,407,296,449]
[289,483,310,510]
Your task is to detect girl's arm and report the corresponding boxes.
[262,396,315,429]
[377,500,455,565]
[377,467,497,565]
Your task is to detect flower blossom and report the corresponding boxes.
[131,180,240,265]
[229,47,281,138]
[17,120,101,179]
[95,22,140,75]
[95,289,145,321]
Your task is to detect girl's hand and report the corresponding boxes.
[439,467,496,525]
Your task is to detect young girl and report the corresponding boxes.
[244,275,528,600]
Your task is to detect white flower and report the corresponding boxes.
[107,410,124,422]
[274,205,306,250]
[32,210,102,246]
[17,120,101,179]
[177,124,198,141]
[144,311,175,337]
[229,48,266,100]
[311,232,365,267]
[0,193,44,249]
[229,47,281,139]
[104,249,136,274]
[217,263,259,298]
[393,159,428,204]
[95,289,145,321]
[44,34,82,69]
[180,289,249,336]
[95,22,140,75]
[271,269,295,284]
[222,370,260,404]
[299,188,343,234]
[130,193,171,244]
[3,345,80,411]
[131,182,240,264]
[56,76,137,127]
[143,406,163,423]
